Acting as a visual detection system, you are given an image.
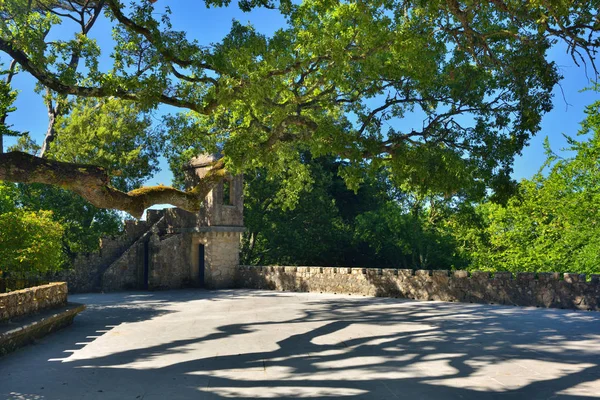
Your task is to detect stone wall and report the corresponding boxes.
[149,233,194,290]
[205,232,242,289]
[236,266,600,311]
[55,219,155,293]
[0,283,67,322]
[62,237,132,293]
[101,240,146,291]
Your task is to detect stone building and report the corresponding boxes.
[65,155,244,292]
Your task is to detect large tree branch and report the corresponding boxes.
[0,151,227,218]
[0,38,215,114]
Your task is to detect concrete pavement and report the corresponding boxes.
[0,289,599,399]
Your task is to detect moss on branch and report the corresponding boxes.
[0,151,225,218]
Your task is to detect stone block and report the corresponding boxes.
[471,271,490,281]
[564,273,585,283]
[415,270,431,278]
[0,283,68,322]
[397,269,413,279]
[234,265,600,311]
[494,272,512,281]
[453,270,468,278]
[538,272,560,282]
[516,272,535,281]
[0,302,85,357]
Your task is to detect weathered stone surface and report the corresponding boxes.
[0,302,85,356]
[0,283,67,322]
[149,233,194,290]
[236,267,600,311]
[202,231,242,289]
[101,240,146,291]
[54,170,244,293]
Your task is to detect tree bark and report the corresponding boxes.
[0,151,227,218]
[0,59,17,155]
[39,98,57,158]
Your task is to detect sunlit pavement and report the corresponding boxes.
[1,289,599,399]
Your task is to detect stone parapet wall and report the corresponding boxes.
[236,266,600,311]
[0,283,68,322]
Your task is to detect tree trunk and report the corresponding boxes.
[0,59,17,155]
[39,104,57,158]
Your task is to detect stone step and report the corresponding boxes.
[0,302,86,357]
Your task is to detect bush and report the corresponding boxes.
[0,209,65,278]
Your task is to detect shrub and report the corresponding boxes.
[0,209,65,278]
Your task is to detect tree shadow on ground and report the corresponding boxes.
[1,289,599,399]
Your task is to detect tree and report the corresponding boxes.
[1,93,161,256]
[452,93,600,274]
[0,191,65,278]
[14,182,123,255]
[0,60,18,152]
[242,155,390,266]
[242,154,471,269]
[354,198,468,269]
[0,0,598,217]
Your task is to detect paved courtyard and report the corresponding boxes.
[1,290,599,399]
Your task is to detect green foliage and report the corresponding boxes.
[355,201,467,269]
[15,183,123,255]
[242,156,385,266]
[0,180,17,213]
[0,79,18,137]
[50,98,162,191]
[243,93,600,274]
[242,155,466,269]
[0,208,65,278]
[2,175,122,256]
[3,0,599,206]
[453,96,600,274]
[1,0,600,275]
[3,96,164,254]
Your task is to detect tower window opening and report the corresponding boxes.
[223,179,233,205]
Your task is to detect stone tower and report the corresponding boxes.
[184,154,245,288]
[64,154,244,292]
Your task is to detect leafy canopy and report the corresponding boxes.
[0,0,599,213]
[0,204,65,278]
[452,91,600,274]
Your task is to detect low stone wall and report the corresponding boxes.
[236,267,600,311]
[0,283,68,322]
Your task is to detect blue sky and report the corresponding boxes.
[2,1,599,192]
